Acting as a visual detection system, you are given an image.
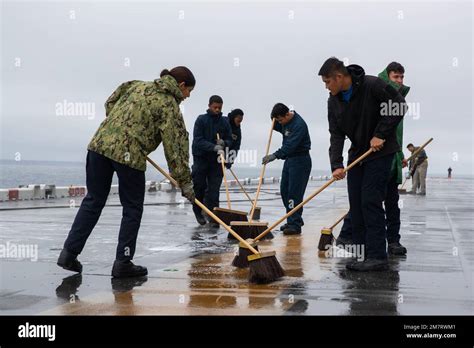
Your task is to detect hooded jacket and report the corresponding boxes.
[378,68,410,184]
[224,113,242,165]
[327,64,406,172]
[88,75,192,188]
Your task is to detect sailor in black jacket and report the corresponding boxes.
[318,57,406,271]
[191,95,232,226]
[262,103,312,235]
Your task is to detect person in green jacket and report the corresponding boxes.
[379,62,410,255]
[57,66,196,278]
[336,62,410,256]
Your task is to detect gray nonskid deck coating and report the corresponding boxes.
[0,177,472,315]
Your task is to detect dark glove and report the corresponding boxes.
[216,139,225,147]
[180,182,195,203]
[262,154,277,165]
[225,162,232,169]
[214,145,225,157]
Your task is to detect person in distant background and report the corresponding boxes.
[448,167,452,179]
[407,143,428,195]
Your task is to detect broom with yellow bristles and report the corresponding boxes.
[232,147,377,268]
[146,156,284,284]
[317,212,347,252]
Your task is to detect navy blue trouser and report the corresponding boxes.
[280,154,312,230]
[347,154,394,259]
[63,151,145,261]
[192,156,223,216]
[338,169,401,244]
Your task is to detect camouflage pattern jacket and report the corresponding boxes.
[88,75,192,187]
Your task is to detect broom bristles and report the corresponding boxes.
[228,222,270,240]
[232,247,258,268]
[248,252,285,284]
[232,243,258,268]
[214,208,248,226]
[318,233,334,251]
[252,230,274,240]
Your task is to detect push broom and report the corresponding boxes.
[399,137,433,194]
[212,134,248,225]
[317,212,348,252]
[146,156,284,284]
[228,119,276,241]
[232,147,376,268]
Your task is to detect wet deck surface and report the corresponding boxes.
[1,178,472,315]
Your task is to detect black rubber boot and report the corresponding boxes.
[280,223,288,231]
[57,249,83,273]
[388,242,407,255]
[112,260,148,278]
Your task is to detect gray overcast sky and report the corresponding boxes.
[1,0,473,175]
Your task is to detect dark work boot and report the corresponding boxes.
[57,249,83,273]
[388,242,407,255]
[193,211,207,226]
[112,260,148,278]
[346,258,389,271]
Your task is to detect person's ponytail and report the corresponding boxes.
[160,66,195,87]
[160,69,171,77]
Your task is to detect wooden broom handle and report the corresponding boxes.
[400,177,409,190]
[329,212,348,230]
[146,156,259,254]
[217,134,231,209]
[254,147,375,241]
[406,137,433,162]
[229,168,254,203]
[250,118,276,220]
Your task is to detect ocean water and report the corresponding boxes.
[0,159,331,188]
[1,159,470,189]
